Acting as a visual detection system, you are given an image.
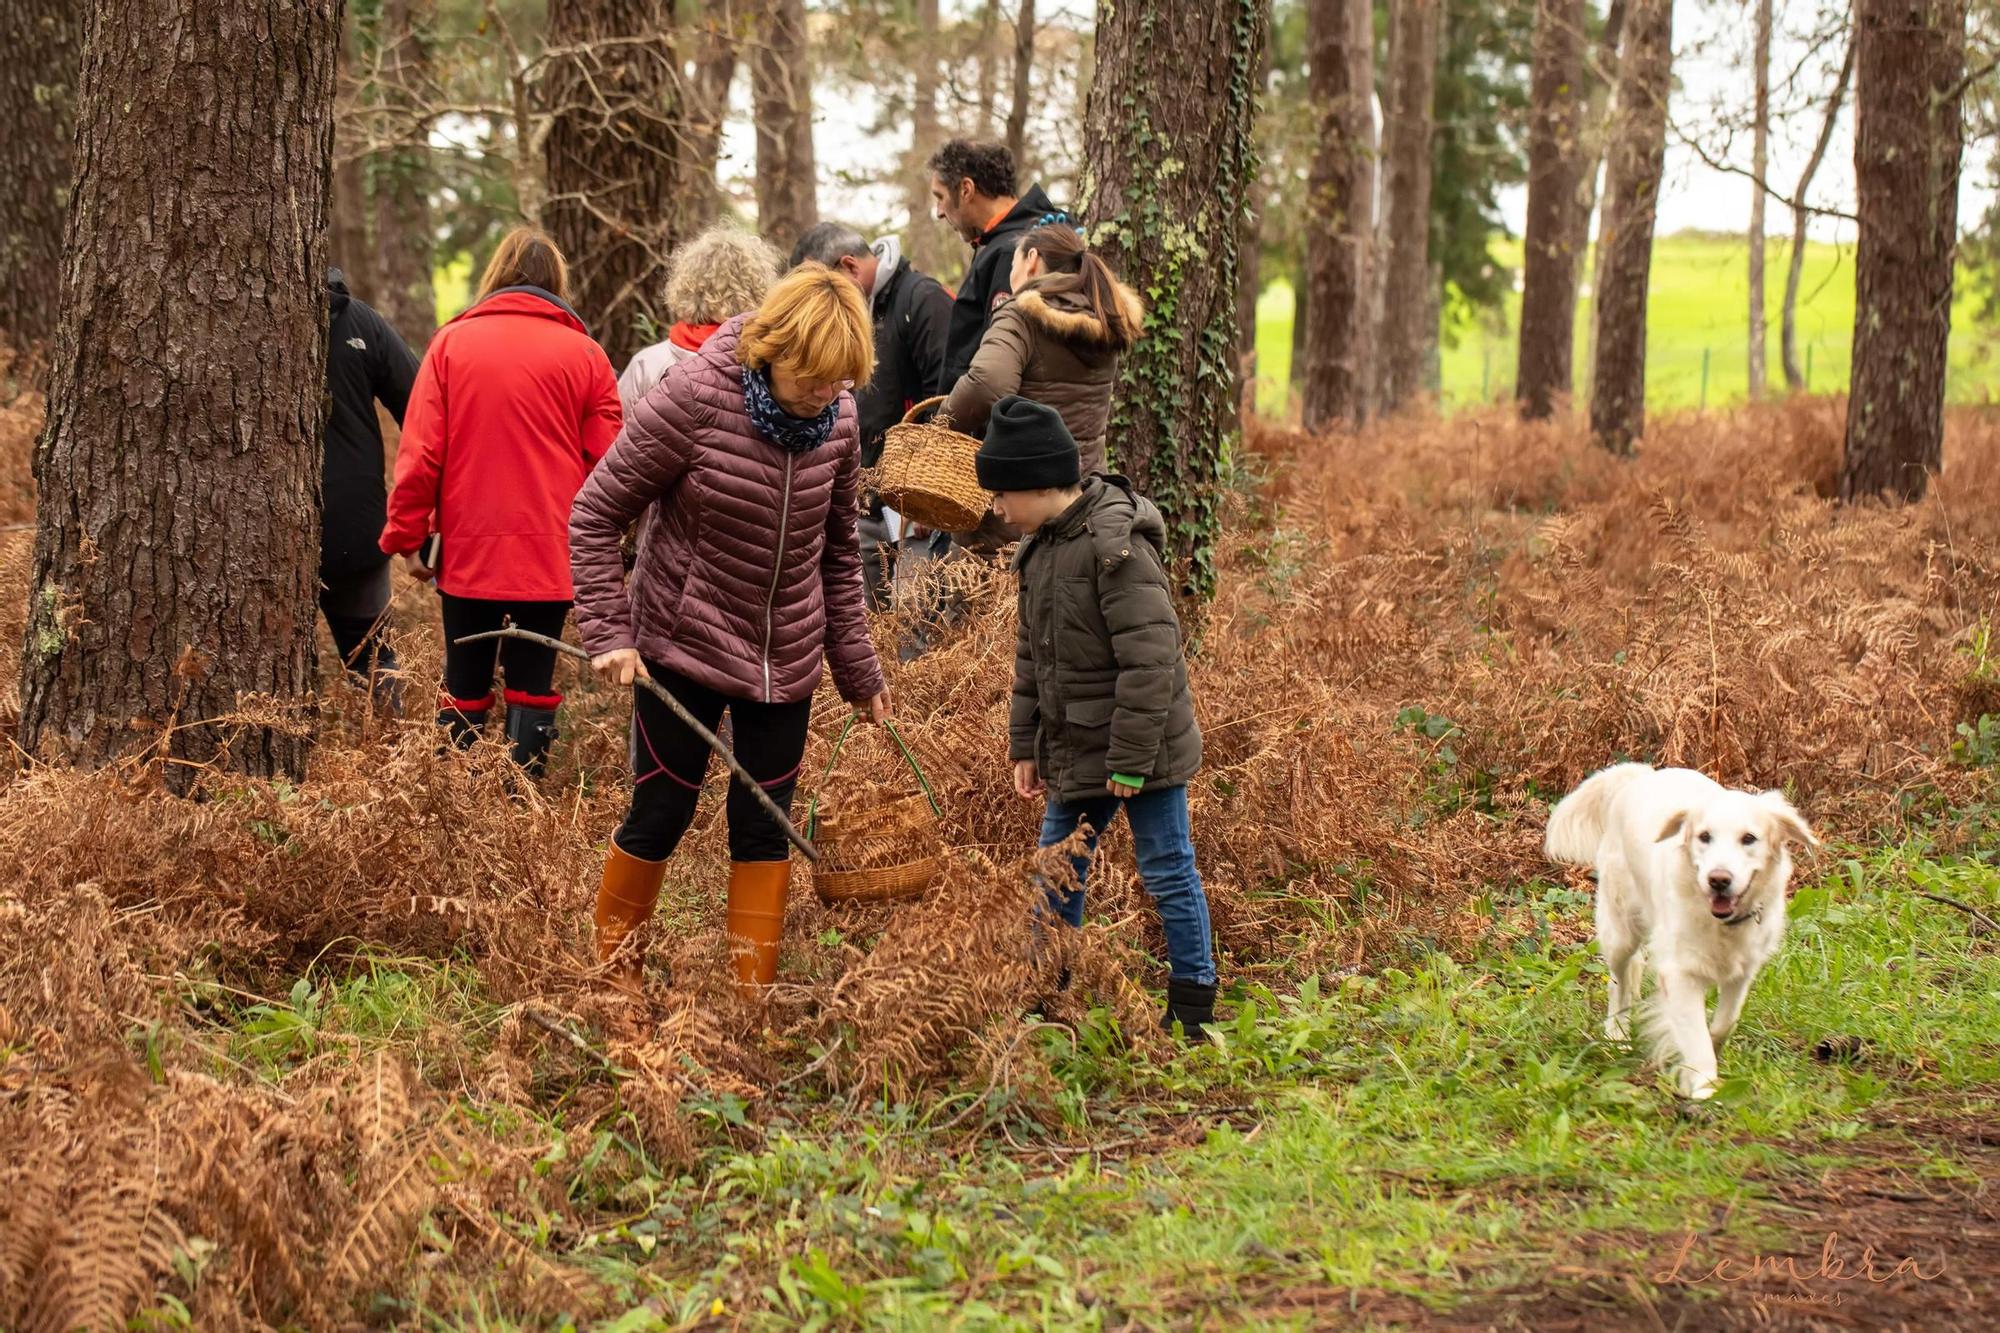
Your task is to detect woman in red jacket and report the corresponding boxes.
[570,264,890,993]
[381,228,622,775]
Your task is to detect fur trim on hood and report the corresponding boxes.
[1009,273,1146,351]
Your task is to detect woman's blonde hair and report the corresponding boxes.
[738,263,874,386]
[663,225,783,325]
[475,226,569,302]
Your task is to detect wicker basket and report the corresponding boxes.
[807,718,944,906]
[875,395,988,532]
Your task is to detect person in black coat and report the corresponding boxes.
[789,223,953,610]
[925,139,1059,387]
[323,269,420,708]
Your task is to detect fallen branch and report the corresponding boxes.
[455,626,817,862]
[1908,889,2000,936]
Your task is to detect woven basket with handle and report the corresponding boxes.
[874,395,988,532]
[806,716,945,904]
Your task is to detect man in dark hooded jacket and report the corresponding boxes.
[323,269,420,707]
[925,139,1059,387]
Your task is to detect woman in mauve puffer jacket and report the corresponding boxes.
[570,263,890,994]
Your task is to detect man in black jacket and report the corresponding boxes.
[926,139,1059,387]
[323,269,421,708]
[790,222,953,610]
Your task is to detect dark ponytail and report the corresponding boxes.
[1018,222,1141,350]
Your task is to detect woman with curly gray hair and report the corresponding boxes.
[618,225,784,412]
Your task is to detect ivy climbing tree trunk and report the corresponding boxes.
[543,0,687,367]
[1746,0,1771,401]
[0,0,80,357]
[1588,0,1672,454]
[20,0,339,788]
[1515,0,1585,420]
[1298,0,1376,430]
[1375,0,1439,414]
[371,0,435,347]
[1840,0,1965,503]
[1083,0,1265,600]
[750,0,818,245]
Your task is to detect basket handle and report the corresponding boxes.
[901,395,952,427]
[804,713,942,839]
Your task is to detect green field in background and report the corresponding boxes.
[1253,232,1999,416]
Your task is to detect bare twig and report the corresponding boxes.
[1908,889,2000,936]
[453,626,818,861]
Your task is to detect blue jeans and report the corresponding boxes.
[1038,784,1216,985]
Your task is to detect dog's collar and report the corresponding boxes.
[1720,903,1764,928]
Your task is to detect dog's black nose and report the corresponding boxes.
[1707,871,1734,892]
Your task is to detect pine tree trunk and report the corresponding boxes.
[0,0,79,359]
[1782,40,1852,392]
[1840,0,1964,503]
[1236,0,1276,410]
[331,15,376,297]
[1573,0,1626,386]
[1299,0,1376,430]
[750,0,817,246]
[543,0,687,367]
[1746,0,1770,400]
[1376,0,1439,414]
[20,0,339,787]
[1005,0,1037,175]
[1084,0,1264,600]
[1516,0,1584,420]
[685,0,742,230]
[903,0,957,279]
[1588,0,1672,454]
[373,0,435,346]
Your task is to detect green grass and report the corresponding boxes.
[1255,231,2000,417]
[230,810,1999,1328]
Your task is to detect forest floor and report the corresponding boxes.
[2,359,1999,1328]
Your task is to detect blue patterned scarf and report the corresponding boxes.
[742,365,838,453]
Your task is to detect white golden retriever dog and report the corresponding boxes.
[1544,763,1818,1099]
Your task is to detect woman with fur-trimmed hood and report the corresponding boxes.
[941,220,1145,480]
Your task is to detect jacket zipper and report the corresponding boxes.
[761,453,796,702]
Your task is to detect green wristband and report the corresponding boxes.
[1111,773,1145,790]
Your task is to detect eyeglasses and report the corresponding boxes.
[798,376,854,396]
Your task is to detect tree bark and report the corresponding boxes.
[1588,0,1672,454]
[1005,0,1037,175]
[903,0,957,279]
[543,0,687,367]
[685,0,742,229]
[0,0,80,358]
[331,14,376,298]
[750,0,817,246]
[1782,39,1853,392]
[1236,0,1276,410]
[1515,0,1585,420]
[1299,0,1376,430]
[20,0,339,786]
[1376,0,1439,414]
[1840,0,1965,503]
[1574,0,1627,386]
[1746,0,1771,400]
[372,0,435,346]
[1084,0,1264,600]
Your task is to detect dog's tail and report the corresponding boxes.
[1544,762,1654,864]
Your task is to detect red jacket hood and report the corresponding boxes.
[449,287,591,337]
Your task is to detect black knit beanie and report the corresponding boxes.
[975,395,1082,492]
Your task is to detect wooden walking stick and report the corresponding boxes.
[453,626,819,862]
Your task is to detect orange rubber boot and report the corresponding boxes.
[725,860,791,994]
[593,843,668,987]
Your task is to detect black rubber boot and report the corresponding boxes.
[1160,979,1217,1042]
[437,704,489,752]
[504,704,560,778]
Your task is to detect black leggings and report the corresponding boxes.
[437,593,571,709]
[614,663,813,864]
